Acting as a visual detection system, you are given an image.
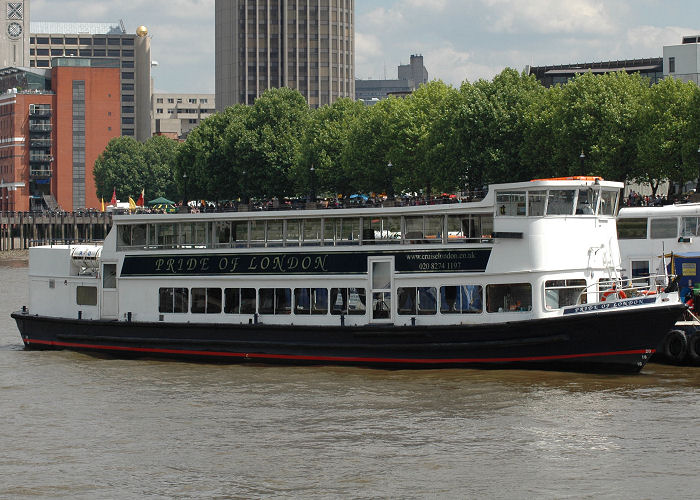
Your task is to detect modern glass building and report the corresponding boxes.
[215,0,355,110]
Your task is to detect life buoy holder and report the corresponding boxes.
[601,288,627,301]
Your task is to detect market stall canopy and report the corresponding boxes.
[147,197,175,206]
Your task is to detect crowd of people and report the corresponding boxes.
[622,191,669,207]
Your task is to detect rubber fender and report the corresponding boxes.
[687,331,700,365]
[663,329,688,363]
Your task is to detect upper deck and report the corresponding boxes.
[107,178,624,255]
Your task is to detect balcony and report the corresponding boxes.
[29,122,52,133]
[30,167,52,178]
[30,138,52,149]
[29,153,52,164]
[29,105,52,119]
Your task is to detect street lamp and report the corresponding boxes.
[309,165,316,204]
[579,150,586,172]
[387,161,394,201]
[182,172,188,212]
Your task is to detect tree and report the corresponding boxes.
[142,135,180,200]
[93,137,146,202]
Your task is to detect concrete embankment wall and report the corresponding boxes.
[0,212,112,251]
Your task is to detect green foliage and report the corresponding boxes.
[94,71,700,202]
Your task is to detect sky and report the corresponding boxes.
[30,0,700,93]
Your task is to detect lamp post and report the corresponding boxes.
[696,145,700,192]
[387,161,394,201]
[579,150,586,173]
[182,172,188,212]
[309,165,316,204]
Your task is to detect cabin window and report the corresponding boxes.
[117,224,147,249]
[363,217,401,244]
[330,288,366,315]
[617,218,648,239]
[528,191,547,216]
[102,264,117,288]
[681,217,700,237]
[650,218,678,239]
[599,190,619,216]
[76,286,97,306]
[180,222,208,248]
[159,288,188,313]
[250,220,265,247]
[266,220,284,247]
[546,190,576,216]
[285,220,301,246]
[576,188,599,215]
[404,216,444,243]
[302,219,323,246]
[440,285,483,313]
[214,221,232,247]
[544,280,587,309]
[224,288,256,314]
[258,288,291,314]
[191,288,222,314]
[156,223,177,248]
[397,287,438,315]
[486,284,532,313]
[496,192,526,216]
[630,260,651,286]
[294,288,329,314]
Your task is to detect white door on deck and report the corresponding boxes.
[369,257,394,323]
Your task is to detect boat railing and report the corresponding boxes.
[577,275,674,304]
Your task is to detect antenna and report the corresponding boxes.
[119,19,126,34]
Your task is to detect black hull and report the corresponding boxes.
[12,304,685,373]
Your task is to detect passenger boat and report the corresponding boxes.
[12,178,685,373]
[618,203,700,364]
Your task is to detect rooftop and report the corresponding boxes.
[30,21,125,35]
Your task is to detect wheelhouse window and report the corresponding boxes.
[159,288,188,313]
[486,284,532,313]
[76,286,97,306]
[599,190,619,216]
[397,287,437,315]
[496,192,526,216]
[544,280,587,309]
[576,188,599,215]
[191,288,222,314]
[546,190,576,216]
[631,260,651,286]
[650,218,678,239]
[528,191,547,216]
[617,218,648,239]
[330,287,366,315]
[681,217,700,237]
[440,285,483,314]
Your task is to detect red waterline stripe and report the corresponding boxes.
[24,338,655,364]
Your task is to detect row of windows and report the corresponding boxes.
[496,188,619,217]
[31,48,133,58]
[156,97,209,104]
[618,216,700,240]
[156,283,557,316]
[117,214,494,250]
[31,37,134,46]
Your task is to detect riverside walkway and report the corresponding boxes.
[0,211,111,251]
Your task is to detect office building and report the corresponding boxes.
[152,93,216,140]
[0,59,121,212]
[355,54,428,102]
[28,21,151,141]
[215,0,355,110]
[663,35,700,84]
[528,58,664,87]
[1,1,30,68]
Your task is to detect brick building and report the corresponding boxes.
[0,58,120,212]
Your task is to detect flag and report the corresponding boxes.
[136,189,144,207]
[128,197,136,210]
[110,187,117,206]
[101,198,105,212]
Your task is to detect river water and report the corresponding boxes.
[1,261,699,499]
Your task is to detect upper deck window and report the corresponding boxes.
[681,217,700,237]
[546,190,576,216]
[497,192,526,216]
[617,218,648,239]
[528,191,547,216]
[650,218,678,239]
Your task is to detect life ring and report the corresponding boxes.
[641,290,656,296]
[601,289,627,301]
[662,329,688,363]
[687,331,700,365]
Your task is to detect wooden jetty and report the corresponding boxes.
[0,211,112,251]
